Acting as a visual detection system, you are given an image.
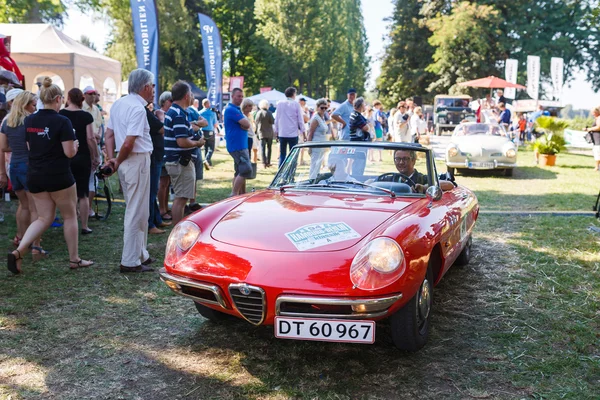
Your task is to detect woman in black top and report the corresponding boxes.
[60,88,100,234]
[7,77,93,274]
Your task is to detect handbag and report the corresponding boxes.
[585,131,594,144]
[248,162,257,179]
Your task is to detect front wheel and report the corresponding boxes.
[390,264,433,351]
[454,235,472,266]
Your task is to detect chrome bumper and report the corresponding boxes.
[160,268,403,322]
[275,293,402,319]
[446,160,517,169]
[159,269,229,309]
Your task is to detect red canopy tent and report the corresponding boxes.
[457,76,526,89]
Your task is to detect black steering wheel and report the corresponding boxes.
[376,172,417,188]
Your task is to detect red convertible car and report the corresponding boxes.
[160,142,479,351]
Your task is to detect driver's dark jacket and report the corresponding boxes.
[403,169,428,185]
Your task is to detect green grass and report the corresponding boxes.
[0,146,599,399]
[455,148,599,211]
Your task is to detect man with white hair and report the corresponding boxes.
[104,69,156,273]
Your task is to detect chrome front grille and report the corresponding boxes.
[228,284,266,325]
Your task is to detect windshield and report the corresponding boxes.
[436,98,471,108]
[270,143,436,197]
[453,123,507,137]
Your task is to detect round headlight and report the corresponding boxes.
[448,147,459,157]
[506,148,517,158]
[165,221,201,267]
[350,238,405,291]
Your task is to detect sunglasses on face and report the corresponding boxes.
[394,157,411,163]
[320,106,327,110]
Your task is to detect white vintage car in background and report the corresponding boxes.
[445,122,517,177]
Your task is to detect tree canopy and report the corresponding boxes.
[378,0,600,108]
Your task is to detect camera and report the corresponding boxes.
[97,165,113,177]
[402,114,409,121]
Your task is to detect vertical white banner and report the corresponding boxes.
[527,55,540,100]
[504,59,518,99]
[551,57,564,102]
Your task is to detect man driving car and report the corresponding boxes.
[393,149,456,192]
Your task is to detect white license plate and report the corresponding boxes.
[468,162,495,169]
[274,317,375,344]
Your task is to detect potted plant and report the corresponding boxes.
[531,116,568,166]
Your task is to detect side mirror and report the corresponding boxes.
[426,186,443,208]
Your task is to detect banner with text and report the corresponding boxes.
[198,13,223,111]
[504,59,518,99]
[551,57,564,102]
[130,0,159,104]
[527,55,540,101]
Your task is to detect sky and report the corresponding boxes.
[62,2,600,110]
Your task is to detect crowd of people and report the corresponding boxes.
[4,67,595,274]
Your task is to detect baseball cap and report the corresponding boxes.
[299,97,306,102]
[5,88,23,103]
[83,86,97,95]
[347,88,357,94]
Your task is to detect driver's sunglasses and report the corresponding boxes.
[394,157,411,163]
[319,106,327,110]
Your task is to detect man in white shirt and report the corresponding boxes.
[331,88,357,140]
[104,69,156,273]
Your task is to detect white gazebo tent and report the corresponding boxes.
[0,23,121,107]
[247,89,287,105]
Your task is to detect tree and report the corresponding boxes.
[104,0,206,93]
[255,0,368,100]
[425,2,503,94]
[0,0,101,25]
[80,35,97,51]
[476,0,597,89]
[377,0,437,107]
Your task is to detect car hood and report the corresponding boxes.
[451,134,512,149]
[210,190,415,252]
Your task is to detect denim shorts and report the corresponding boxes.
[9,161,28,191]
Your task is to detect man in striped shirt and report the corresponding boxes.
[163,81,206,224]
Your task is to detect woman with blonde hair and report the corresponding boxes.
[307,98,329,179]
[7,77,93,274]
[0,91,47,257]
[241,98,259,163]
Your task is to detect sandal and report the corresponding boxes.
[161,212,172,221]
[7,250,22,275]
[69,259,94,270]
[30,246,50,262]
[12,235,22,247]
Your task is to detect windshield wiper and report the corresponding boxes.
[280,182,356,193]
[328,180,396,198]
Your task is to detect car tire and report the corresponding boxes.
[194,302,233,323]
[504,168,513,177]
[390,263,433,352]
[454,235,472,266]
